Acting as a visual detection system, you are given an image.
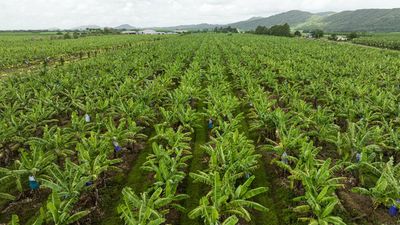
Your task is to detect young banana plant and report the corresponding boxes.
[40,160,90,199]
[28,125,75,163]
[103,117,147,152]
[39,192,90,225]
[0,145,56,194]
[352,157,400,209]
[189,171,267,224]
[118,187,181,225]
[293,159,345,225]
[205,129,260,179]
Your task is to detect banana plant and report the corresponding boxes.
[142,143,191,197]
[0,145,56,193]
[299,106,340,145]
[174,104,203,132]
[103,117,146,152]
[42,192,90,225]
[345,150,383,185]
[189,171,267,224]
[63,111,94,139]
[293,159,345,225]
[151,125,191,151]
[116,99,155,126]
[336,121,382,161]
[76,133,122,183]
[273,142,322,190]
[265,124,307,156]
[28,125,75,164]
[204,130,260,179]
[8,215,20,225]
[352,157,400,209]
[22,101,58,133]
[118,187,181,225]
[40,160,90,199]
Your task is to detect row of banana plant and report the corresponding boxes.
[223,34,400,222]
[222,38,348,224]
[117,38,209,224]
[0,35,203,224]
[1,33,400,224]
[187,41,268,225]
[0,34,168,69]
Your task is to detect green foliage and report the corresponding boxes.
[254,23,291,37]
[353,158,400,208]
[311,29,324,38]
[353,34,400,50]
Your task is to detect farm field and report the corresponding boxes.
[0,34,167,70]
[0,33,400,225]
[352,33,400,50]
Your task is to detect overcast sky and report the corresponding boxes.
[0,0,398,30]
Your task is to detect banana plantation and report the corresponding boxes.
[0,33,400,225]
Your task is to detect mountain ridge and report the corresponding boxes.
[150,8,400,32]
[73,8,400,32]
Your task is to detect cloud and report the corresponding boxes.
[0,0,398,29]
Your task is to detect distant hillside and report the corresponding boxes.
[320,8,400,32]
[115,24,136,30]
[69,8,400,33]
[72,25,101,30]
[229,10,314,30]
[153,8,400,33]
[149,23,219,31]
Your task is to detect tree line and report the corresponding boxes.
[213,26,239,33]
[254,23,291,37]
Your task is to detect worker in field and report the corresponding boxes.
[29,175,39,191]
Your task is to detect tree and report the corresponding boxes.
[63,33,72,39]
[329,34,338,41]
[73,32,79,39]
[255,26,268,35]
[311,30,324,39]
[348,32,359,40]
[294,30,302,37]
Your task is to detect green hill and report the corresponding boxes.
[320,8,400,32]
[154,8,400,33]
[229,10,314,30]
